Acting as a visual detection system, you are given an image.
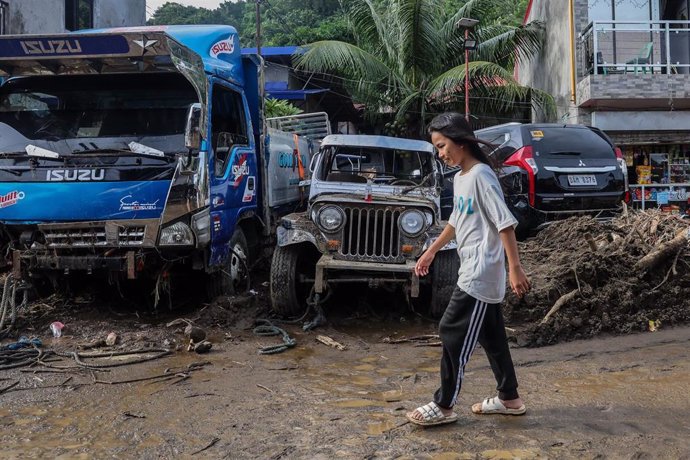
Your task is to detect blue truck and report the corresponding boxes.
[0,25,328,300]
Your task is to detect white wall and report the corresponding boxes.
[5,0,65,34]
[93,0,145,28]
[517,0,575,122]
[4,0,145,34]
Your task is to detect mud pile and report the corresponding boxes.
[506,210,690,346]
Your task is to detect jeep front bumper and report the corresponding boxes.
[314,255,420,297]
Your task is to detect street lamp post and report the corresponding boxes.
[456,18,479,122]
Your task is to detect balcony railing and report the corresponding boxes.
[580,21,690,77]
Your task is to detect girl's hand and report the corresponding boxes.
[415,250,436,277]
[509,265,531,298]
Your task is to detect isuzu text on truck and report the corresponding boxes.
[0,25,328,301]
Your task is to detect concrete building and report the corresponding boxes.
[0,0,145,35]
[519,0,690,201]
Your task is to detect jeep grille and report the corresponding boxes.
[340,206,402,262]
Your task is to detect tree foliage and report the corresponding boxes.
[264,98,303,118]
[148,1,353,47]
[295,0,554,134]
[148,1,529,48]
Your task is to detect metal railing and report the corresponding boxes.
[580,20,690,77]
[266,112,331,141]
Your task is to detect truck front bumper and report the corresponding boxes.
[16,250,138,279]
[314,255,420,297]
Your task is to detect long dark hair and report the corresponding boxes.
[427,112,497,170]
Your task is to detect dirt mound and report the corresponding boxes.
[192,291,271,330]
[507,210,690,346]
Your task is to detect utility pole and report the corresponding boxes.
[456,18,479,123]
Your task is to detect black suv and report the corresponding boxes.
[440,123,628,234]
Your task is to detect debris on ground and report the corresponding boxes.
[106,332,118,346]
[185,337,212,354]
[506,210,690,346]
[316,335,346,351]
[382,335,441,346]
[49,321,64,338]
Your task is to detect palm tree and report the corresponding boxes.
[294,0,555,136]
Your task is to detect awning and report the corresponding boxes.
[267,88,329,101]
[241,46,301,57]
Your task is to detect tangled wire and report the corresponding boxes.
[0,276,29,340]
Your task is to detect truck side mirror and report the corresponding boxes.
[184,103,202,150]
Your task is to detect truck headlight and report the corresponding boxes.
[159,221,195,246]
[317,206,345,232]
[399,210,425,236]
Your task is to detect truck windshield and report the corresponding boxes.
[0,73,198,141]
[323,146,434,184]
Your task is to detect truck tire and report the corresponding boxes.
[270,244,315,317]
[206,229,249,300]
[429,250,460,318]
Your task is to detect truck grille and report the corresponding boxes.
[43,225,147,248]
[340,206,402,262]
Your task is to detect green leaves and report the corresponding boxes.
[265,98,303,118]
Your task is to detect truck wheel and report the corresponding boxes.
[226,229,249,294]
[429,250,460,318]
[270,244,316,317]
[206,229,249,300]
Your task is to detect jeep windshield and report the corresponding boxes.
[0,73,198,153]
[321,147,435,185]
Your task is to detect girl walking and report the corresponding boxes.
[407,112,530,427]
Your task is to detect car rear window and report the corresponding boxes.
[475,130,521,162]
[525,127,615,159]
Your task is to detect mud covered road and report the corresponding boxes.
[1,307,689,460]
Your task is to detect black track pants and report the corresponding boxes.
[433,287,519,409]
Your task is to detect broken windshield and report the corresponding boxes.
[321,146,434,185]
[0,73,198,142]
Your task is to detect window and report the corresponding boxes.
[588,0,655,23]
[589,0,613,22]
[65,0,93,31]
[211,84,249,177]
[322,147,434,184]
[0,1,8,35]
[0,73,198,143]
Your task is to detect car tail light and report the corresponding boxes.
[614,147,629,190]
[624,191,632,204]
[504,146,537,206]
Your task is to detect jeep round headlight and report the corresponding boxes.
[399,210,425,236]
[317,206,345,232]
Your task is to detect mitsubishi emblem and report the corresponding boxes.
[578,160,586,167]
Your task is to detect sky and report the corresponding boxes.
[146,0,224,18]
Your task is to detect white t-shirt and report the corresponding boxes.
[448,163,518,304]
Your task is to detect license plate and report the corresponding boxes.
[567,175,597,186]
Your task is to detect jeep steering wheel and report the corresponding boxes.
[390,179,418,186]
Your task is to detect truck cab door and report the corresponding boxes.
[208,81,256,266]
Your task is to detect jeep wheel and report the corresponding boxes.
[206,229,249,300]
[270,244,318,317]
[429,250,460,318]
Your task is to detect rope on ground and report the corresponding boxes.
[253,319,296,355]
[56,348,173,369]
[0,347,173,371]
